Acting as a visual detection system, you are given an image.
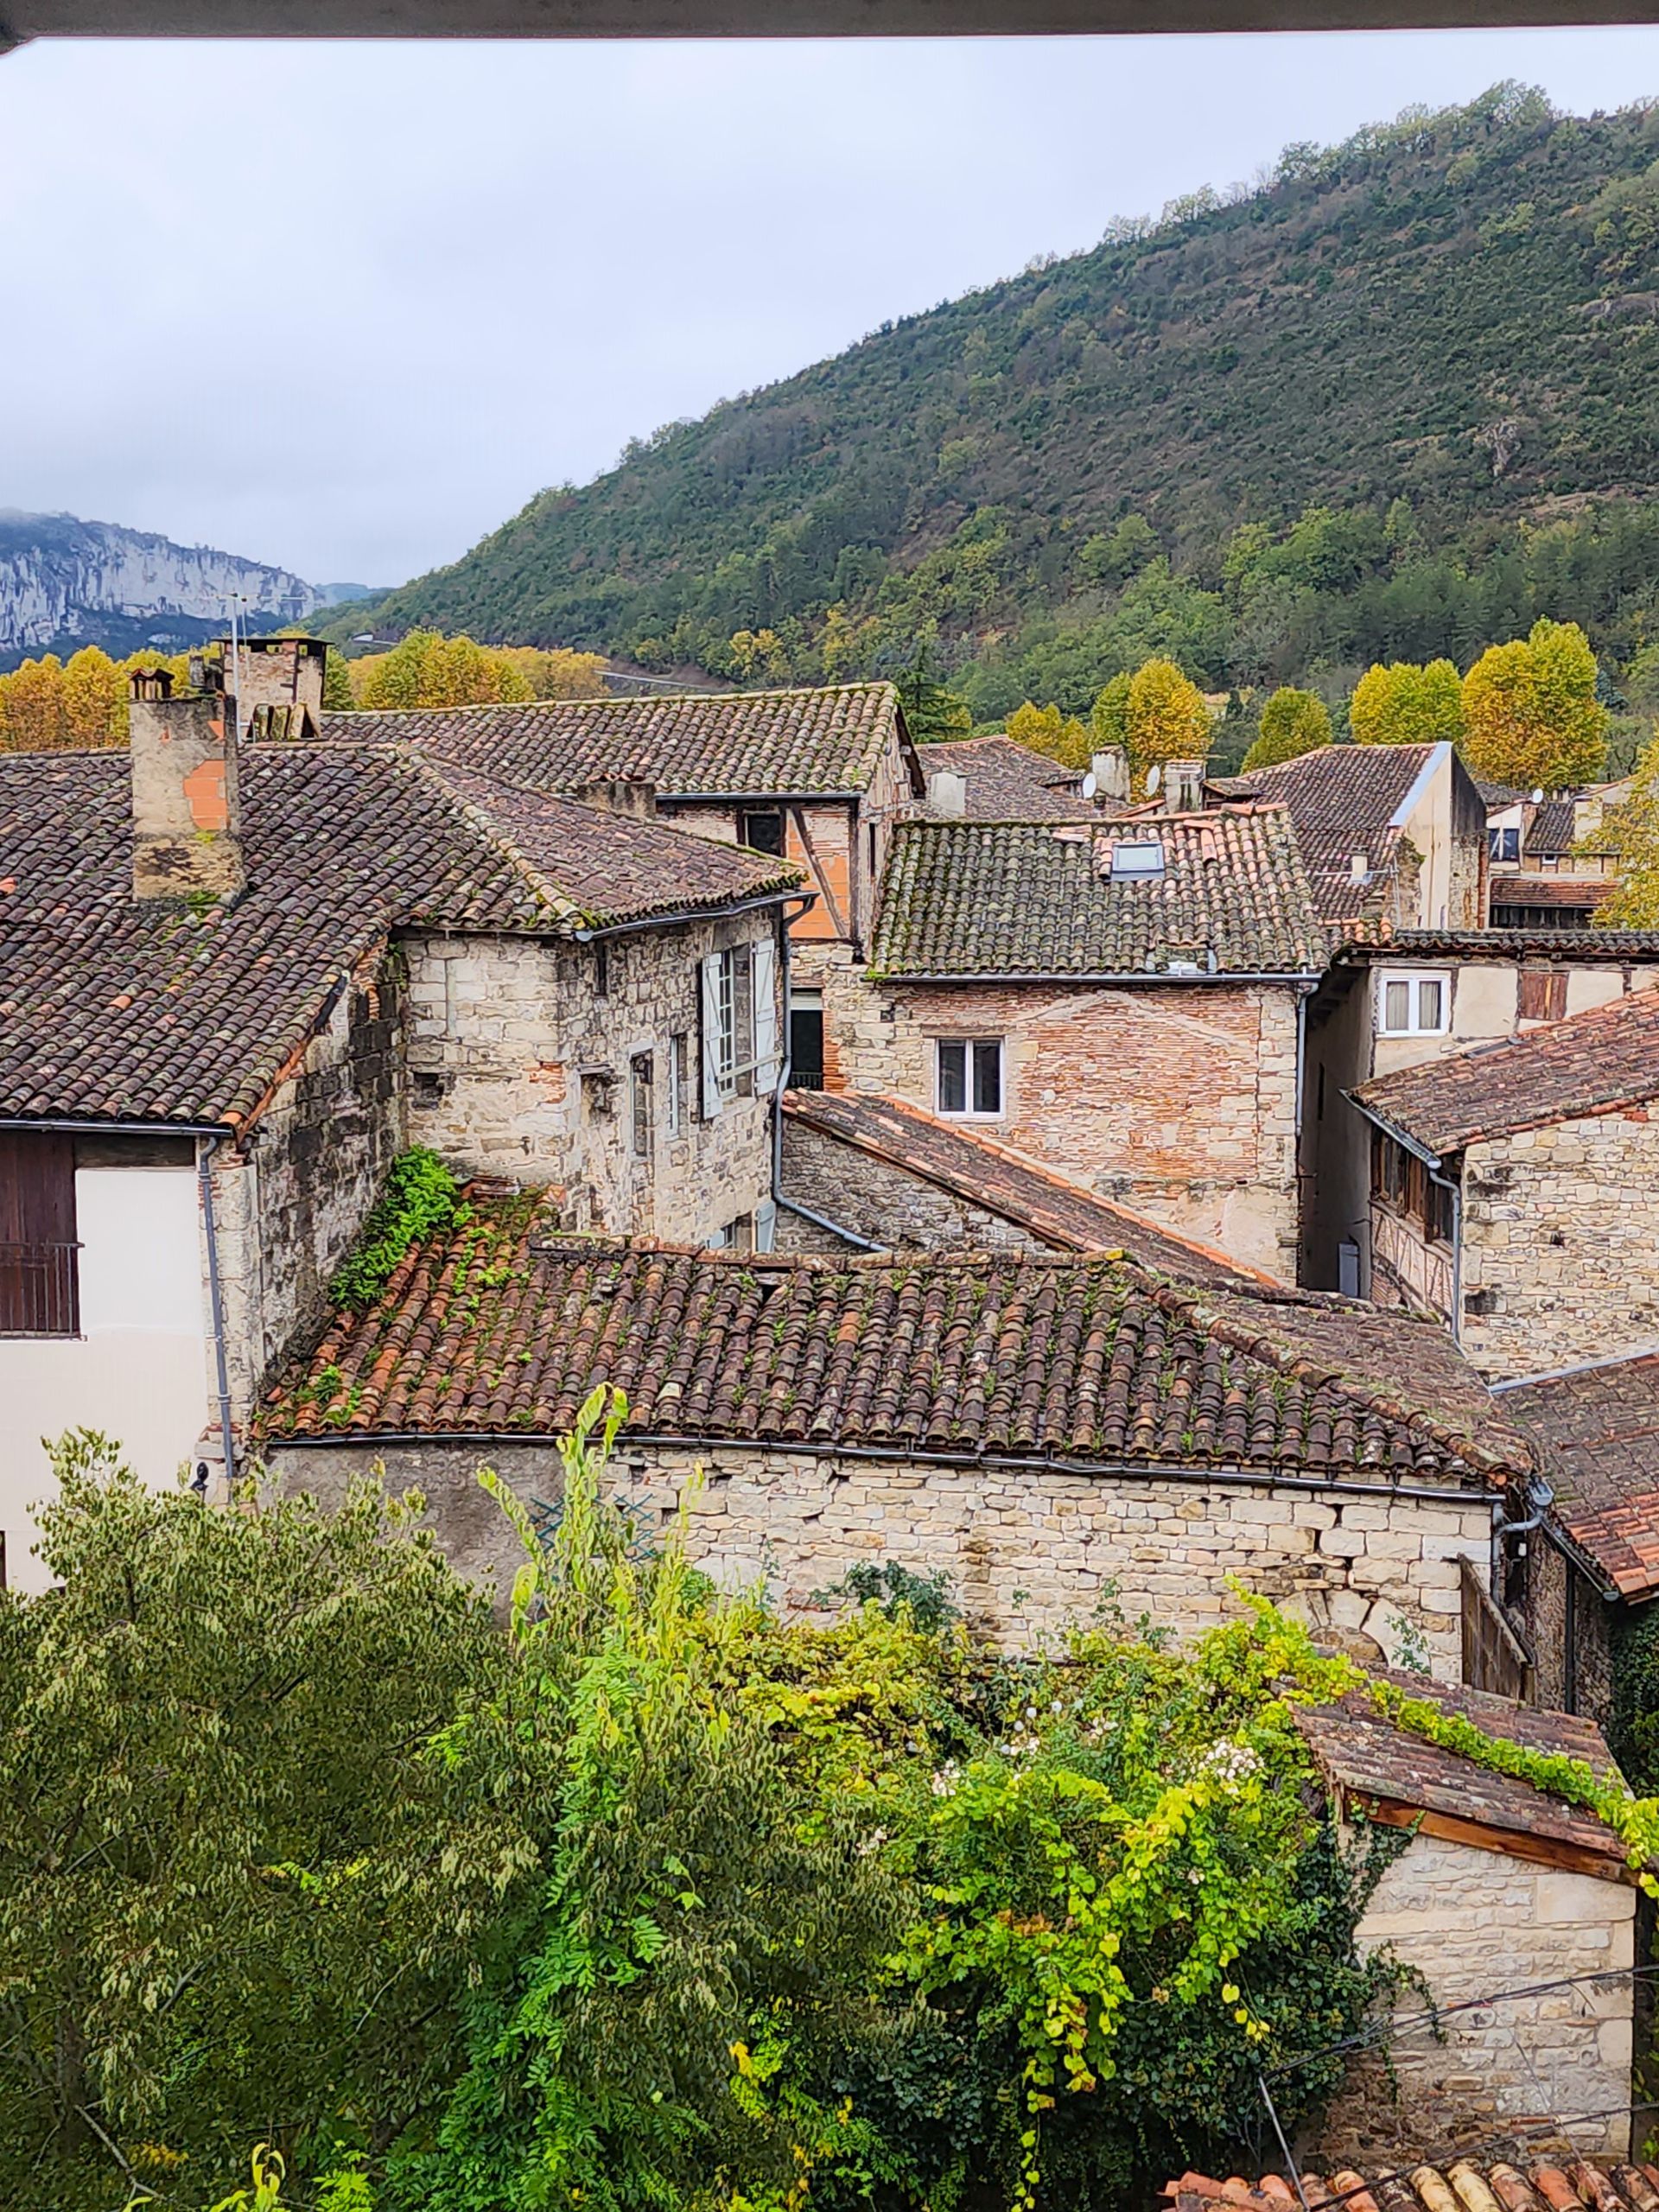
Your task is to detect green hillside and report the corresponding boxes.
[336,84,1659,721]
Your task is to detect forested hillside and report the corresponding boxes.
[331,86,1659,721]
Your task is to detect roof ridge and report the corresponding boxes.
[327,678,896,725]
[402,751,583,926]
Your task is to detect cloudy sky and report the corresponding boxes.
[5,29,1659,590]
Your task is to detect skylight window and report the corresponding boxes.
[1109,839,1166,881]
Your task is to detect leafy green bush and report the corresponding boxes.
[329,1147,463,1311]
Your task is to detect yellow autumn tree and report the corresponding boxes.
[1351,658,1465,748]
[0,654,68,752]
[492,645,609,700]
[1579,732,1659,925]
[1461,619,1606,791]
[61,645,128,747]
[1006,699,1090,770]
[1241,687,1332,772]
[353,630,537,711]
[1126,657,1210,793]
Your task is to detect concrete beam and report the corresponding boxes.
[4,0,1658,35]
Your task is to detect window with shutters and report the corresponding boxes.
[1517,969,1567,1023]
[700,938,779,1115]
[0,1132,79,1336]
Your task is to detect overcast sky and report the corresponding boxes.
[6,29,1659,590]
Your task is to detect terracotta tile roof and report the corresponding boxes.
[1500,1350,1659,1599]
[1296,1670,1624,1866]
[1490,876,1607,913]
[1352,988,1659,1155]
[783,1085,1275,1287]
[1526,800,1580,859]
[1163,2159,1659,2210]
[325,682,913,799]
[870,808,1330,979]
[1216,744,1441,922]
[1335,930,1659,963]
[260,1206,1532,1486]
[918,736,1096,821]
[0,746,799,1128]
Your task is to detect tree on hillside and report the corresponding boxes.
[1007,698,1090,768]
[1242,686,1332,771]
[896,646,973,742]
[1126,657,1211,792]
[1350,658,1465,748]
[1090,671,1133,753]
[1461,618,1607,791]
[353,628,538,711]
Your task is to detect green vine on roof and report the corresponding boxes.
[329,1147,467,1313]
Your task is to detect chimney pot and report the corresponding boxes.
[129,666,174,703]
[218,633,326,741]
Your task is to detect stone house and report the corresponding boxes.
[1220,741,1489,934]
[327,681,924,1093]
[1498,1347,1659,1726]
[1296,1678,1638,2168]
[778,1083,1274,1285]
[845,804,1332,1280]
[260,1202,1541,1682]
[1349,988,1659,1382]
[1483,778,1627,930]
[0,668,802,1590]
[1300,928,1659,1294]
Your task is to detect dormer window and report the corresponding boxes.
[1109,839,1165,882]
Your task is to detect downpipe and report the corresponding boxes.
[768,905,882,1255]
[197,1135,238,1494]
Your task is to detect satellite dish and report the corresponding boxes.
[1530,787,1545,804]
[1147,764,1162,792]
[1080,771,1098,798]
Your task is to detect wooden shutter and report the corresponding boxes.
[1517,969,1567,1022]
[753,934,779,1094]
[0,1131,79,1335]
[700,953,723,1120]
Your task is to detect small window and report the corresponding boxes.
[711,1213,756,1254]
[937,1038,1003,1118]
[738,810,785,857]
[868,822,878,882]
[1109,839,1165,881]
[594,940,611,999]
[1378,971,1450,1036]
[0,1132,79,1337]
[1488,826,1521,863]
[667,1033,687,1136]
[630,1053,653,1158]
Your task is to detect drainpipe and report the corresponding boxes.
[197,1136,237,1491]
[769,901,881,1254]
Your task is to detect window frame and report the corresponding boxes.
[0,1130,80,1338]
[737,808,786,858]
[666,1033,687,1137]
[1376,969,1451,1038]
[630,1052,654,1159]
[935,1036,1005,1121]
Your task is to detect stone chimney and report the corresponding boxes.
[129,665,245,905]
[1164,759,1206,812]
[1090,747,1130,804]
[575,777,658,820]
[925,768,968,820]
[219,634,327,740]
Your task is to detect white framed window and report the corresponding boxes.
[937,1037,1003,1118]
[1488,825,1521,863]
[630,1052,653,1158]
[700,938,779,1116]
[666,1033,687,1137]
[1378,971,1449,1037]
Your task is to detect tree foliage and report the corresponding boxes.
[346,630,607,711]
[1007,697,1090,769]
[1460,617,1607,791]
[1242,687,1332,770]
[1349,658,1465,747]
[1579,731,1659,924]
[1126,658,1211,792]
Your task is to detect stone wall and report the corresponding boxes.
[213,957,405,1421]
[1313,1830,1636,2165]
[826,976,1303,1279]
[268,1435,1496,1678]
[778,1114,1047,1252]
[1459,1111,1659,1381]
[1528,1531,1618,1729]
[403,913,777,1248]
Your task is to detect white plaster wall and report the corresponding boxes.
[0,1166,211,1592]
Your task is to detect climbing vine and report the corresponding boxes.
[327,1147,464,1312]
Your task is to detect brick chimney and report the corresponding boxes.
[129,665,245,904]
[219,634,327,741]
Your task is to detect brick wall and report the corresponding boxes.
[213,958,405,1419]
[777,1114,1047,1252]
[827,976,1303,1278]
[402,915,776,1248]
[1459,1112,1659,1381]
[269,1435,1496,1679]
[1313,1830,1636,2165]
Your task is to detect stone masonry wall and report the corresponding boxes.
[269,1435,1496,1679]
[1459,1111,1659,1381]
[827,976,1302,1279]
[778,1115,1048,1252]
[213,958,405,1421]
[1528,1532,1618,1730]
[403,915,776,1248]
[1313,1830,1636,2165]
